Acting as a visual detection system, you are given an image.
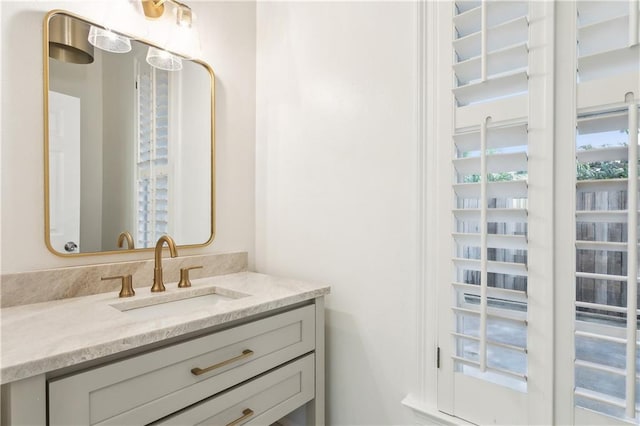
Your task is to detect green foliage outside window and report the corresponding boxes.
[461,136,634,183]
[576,144,629,181]
[464,171,527,183]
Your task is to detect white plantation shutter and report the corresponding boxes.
[433,1,556,424]
[426,1,640,424]
[451,122,529,389]
[573,1,640,423]
[574,110,640,423]
[136,63,170,248]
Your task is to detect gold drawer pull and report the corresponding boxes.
[225,408,254,426]
[191,349,254,376]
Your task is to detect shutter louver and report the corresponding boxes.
[451,0,530,393]
[574,2,640,421]
[136,64,170,248]
[576,0,640,109]
[453,1,529,108]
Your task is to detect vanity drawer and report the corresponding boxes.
[48,305,315,426]
[154,354,315,426]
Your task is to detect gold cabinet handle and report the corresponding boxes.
[190,349,254,376]
[225,408,254,426]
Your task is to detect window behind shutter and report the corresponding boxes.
[136,63,170,248]
[573,1,640,423]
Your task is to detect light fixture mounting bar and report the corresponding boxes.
[141,0,193,26]
[141,0,164,19]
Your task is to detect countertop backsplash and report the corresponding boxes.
[0,252,248,308]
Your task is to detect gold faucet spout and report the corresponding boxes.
[117,231,135,249]
[151,235,178,292]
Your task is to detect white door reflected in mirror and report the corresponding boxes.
[48,91,81,253]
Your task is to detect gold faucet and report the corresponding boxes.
[151,235,178,292]
[117,231,135,249]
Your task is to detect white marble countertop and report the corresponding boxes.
[0,272,329,384]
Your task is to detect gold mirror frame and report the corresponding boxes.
[43,10,216,257]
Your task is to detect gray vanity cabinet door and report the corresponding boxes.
[48,305,315,425]
[155,354,315,426]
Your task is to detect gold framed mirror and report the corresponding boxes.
[43,10,215,256]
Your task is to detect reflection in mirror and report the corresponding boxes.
[45,11,214,255]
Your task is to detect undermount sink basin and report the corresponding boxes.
[110,286,248,320]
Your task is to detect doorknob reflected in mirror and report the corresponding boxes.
[64,241,78,252]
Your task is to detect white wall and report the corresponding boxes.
[0,1,256,273]
[255,2,418,424]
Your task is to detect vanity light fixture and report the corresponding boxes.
[140,0,201,71]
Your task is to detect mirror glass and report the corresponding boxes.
[45,11,214,255]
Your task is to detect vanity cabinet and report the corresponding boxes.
[48,304,317,425]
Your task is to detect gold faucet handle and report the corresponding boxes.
[102,275,135,298]
[178,266,203,288]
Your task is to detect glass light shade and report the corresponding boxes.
[146,47,183,71]
[88,26,131,53]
